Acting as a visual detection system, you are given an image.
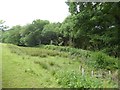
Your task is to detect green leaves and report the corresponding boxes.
[2,19,63,46]
[55,70,116,88]
[92,52,118,70]
[2,2,120,57]
[0,20,8,31]
[65,2,120,57]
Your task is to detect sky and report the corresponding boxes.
[0,0,70,28]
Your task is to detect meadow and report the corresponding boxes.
[2,43,118,88]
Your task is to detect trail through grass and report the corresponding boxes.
[2,44,118,88]
[2,44,79,88]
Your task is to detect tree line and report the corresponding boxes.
[0,2,120,58]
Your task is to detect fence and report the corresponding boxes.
[79,65,118,81]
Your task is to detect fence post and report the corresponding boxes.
[82,67,84,76]
[108,70,111,75]
[79,65,85,76]
[108,70,112,79]
[91,70,94,77]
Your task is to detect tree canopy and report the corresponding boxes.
[1,2,120,57]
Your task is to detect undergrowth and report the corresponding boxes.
[55,70,117,88]
[41,45,118,70]
[5,44,118,88]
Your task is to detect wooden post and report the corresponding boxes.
[82,67,84,76]
[91,70,94,77]
[79,65,85,76]
[108,70,111,79]
[108,71,111,75]
[50,40,53,45]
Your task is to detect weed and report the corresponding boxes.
[91,52,118,70]
[51,70,56,76]
[25,68,37,75]
[34,61,48,70]
[55,70,117,88]
[49,61,55,66]
[3,44,118,88]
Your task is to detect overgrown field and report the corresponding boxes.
[2,43,118,88]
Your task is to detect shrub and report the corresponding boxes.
[92,52,118,70]
[55,71,117,88]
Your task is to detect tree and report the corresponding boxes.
[0,20,8,31]
[19,19,50,46]
[0,20,8,42]
[42,23,61,45]
[2,25,21,45]
[65,1,120,57]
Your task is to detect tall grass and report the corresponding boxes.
[8,44,118,70]
[55,70,118,88]
[5,44,118,88]
[41,45,118,70]
[8,44,68,58]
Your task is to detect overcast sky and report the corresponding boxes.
[0,0,70,27]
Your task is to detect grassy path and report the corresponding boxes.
[2,44,79,88]
[2,44,118,88]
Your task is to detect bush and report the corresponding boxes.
[92,52,118,70]
[43,45,91,59]
[55,71,116,88]
[8,44,118,70]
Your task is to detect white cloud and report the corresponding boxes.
[0,0,70,27]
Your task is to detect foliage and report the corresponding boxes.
[1,1,120,88]
[2,19,63,46]
[0,20,8,42]
[42,45,118,70]
[55,70,117,88]
[2,44,118,88]
[2,25,21,45]
[62,2,120,57]
[2,2,120,57]
[91,52,118,70]
[0,20,8,30]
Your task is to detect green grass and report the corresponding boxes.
[0,43,2,88]
[2,43,118,88]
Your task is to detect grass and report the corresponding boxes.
[41,45,118,70]
[2,43,118,88]
[0,43,2,89]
